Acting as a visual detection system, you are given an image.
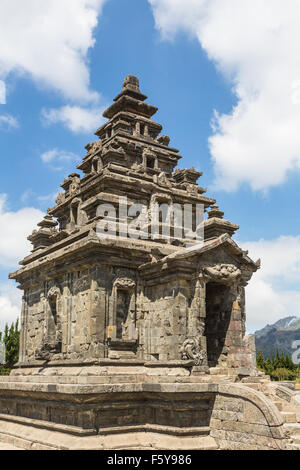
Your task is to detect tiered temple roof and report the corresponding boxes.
[12,75,243,276]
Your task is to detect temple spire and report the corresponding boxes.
[204,204,239,240]
[116,75,148,101]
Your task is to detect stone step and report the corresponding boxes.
[286,443,300,450]
[241,377,262,383]
[262,392,272,398]
[241,376,270,384]
[0,432,55,450]
[290,435,300,444]
[271,400,295,413]
[0,416,218,450]
[272,401,283,411]
[284,423,300,435]
[243,383,262,391]
[281,412,297,423]
[0,441,23,450]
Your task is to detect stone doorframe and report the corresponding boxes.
[107,278,137,342]
[181,263,245,370]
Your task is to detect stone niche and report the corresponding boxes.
[107,277,138,359]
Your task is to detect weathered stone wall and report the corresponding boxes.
[140,278,191,361]
[22,287,44,361]
[20,264,139,362]
[0,389,213,432]
[18,242,255,374]
[210,384,286,450]
[0,380,288,450]
[22,267,107,362]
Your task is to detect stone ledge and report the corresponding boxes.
[0,419,218,450]
[14,358,146,369]
[0,413,97,436]
[144,360,194,368]
[91,424,210,437]
[0,381,219,395]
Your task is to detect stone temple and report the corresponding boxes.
[0,76,299,450]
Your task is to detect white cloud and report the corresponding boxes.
[149,0,300,191]
[37,192,58,206]
[21,189,58,208]
[20,189,35,204]
[40,148,79,170]
[0,282,22,331]
[240,236,300,332]
[42,105,105,134]
[0,0,106,103]
[0,80,6,104]
[0,194,43,268]
[0,114,19,130]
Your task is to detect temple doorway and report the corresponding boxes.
[205,282,233,367]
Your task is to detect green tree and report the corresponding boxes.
[285,352,297,371]
[264,357,274,375]
[256,349,265,371]
[0,319,20,375]
[272,349,282,370]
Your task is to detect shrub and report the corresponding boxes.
[270,368,297,382]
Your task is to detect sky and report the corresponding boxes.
[1,0,300,333]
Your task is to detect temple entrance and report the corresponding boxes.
[205,282,233,367]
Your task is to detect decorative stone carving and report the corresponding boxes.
[157,135,170,146]
[74,276,90,294]
[85,142,94,153]
[47,286,61,300]
[180,336,207,366]
[186,183,198,195]
[114,278,136,289]
[85,141,102,155]
[157,172,171,188]
[143,147,156,158]
[55,192,65,205]
[69,177,81,196]
[91,141,102,154]
[102,142,125,157]
[203,264,241,282]
[150,192,172,206]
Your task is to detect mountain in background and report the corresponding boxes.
[254,316,300,359]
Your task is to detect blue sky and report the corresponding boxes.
[1,0,300,332]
